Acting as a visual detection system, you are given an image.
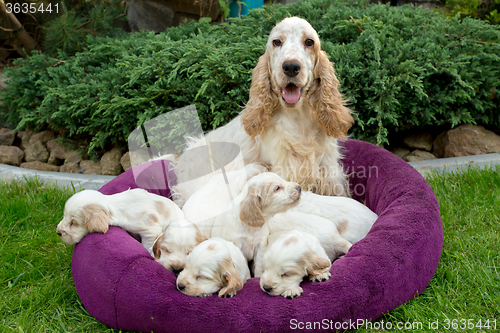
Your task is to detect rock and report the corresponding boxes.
[17,129,34,150]
[20,161,60,172]
[46,140,75,165]
[29,130,56,145]
[432,124,500,158]
[60,162,80,173]
[0,145,24,166]
[0,128,15,146]
[64,150,83,164]
[403,132,433,152]
[404,150,437,162]
[80,160,102,175]
[121,151,132,171]
[101,148,123,175]
[24,141,49,163]
[390,147,411,159]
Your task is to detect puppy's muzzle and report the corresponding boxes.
[171,266,183,274]
[262,285,273,293]
[177,283,186,291]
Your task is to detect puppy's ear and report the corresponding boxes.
[305,253,331,276]
[307,50,354,139]
[152,233,165,260]
[241,51,279,137]
[82,204,110,234]
[194,225,208,245]
[239,190,265,228]
[218,259,244,298]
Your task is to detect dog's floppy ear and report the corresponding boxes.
[241,51,279,138]
[218,259,244,298]
[194,224,208,245]
[307,50,354,139]
[239,188,266,228]
[305,253,331,276]
[82,203,110,234]
[152,233,165,260]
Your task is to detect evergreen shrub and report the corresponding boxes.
[2,0,499,155]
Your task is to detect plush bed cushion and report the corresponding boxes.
[71,139,443,332]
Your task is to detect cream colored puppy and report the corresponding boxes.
[258,230,331,299]
[210,172,302,261]
[56,189,184,255]
[152,218,207,274]
[176,238,251,298]
[182,163,269,238]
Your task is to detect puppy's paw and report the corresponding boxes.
[309,271,331,283]
[281,286,303,299]
[218,289,237,298]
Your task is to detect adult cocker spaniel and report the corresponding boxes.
[173,17,353,205]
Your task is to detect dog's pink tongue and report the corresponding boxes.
[283,85,301,104]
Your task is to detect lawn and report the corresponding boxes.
[1,166,499,332]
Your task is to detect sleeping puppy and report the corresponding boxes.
[258,230,331,299]
[176,237,251,298]
[290,191,378,244]
[152,218,207,274]
[56,189,184,255]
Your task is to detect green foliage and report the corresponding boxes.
[42,0,127,56]
[443,0,500,24]
[2,0,500,155]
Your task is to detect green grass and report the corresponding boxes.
[1,166,499,332]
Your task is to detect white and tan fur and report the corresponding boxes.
[176,237,251,298]
[182,163,269,238]
[290,191,378,244]
[56,189,184,255]
[236,173,353,265]
[152,218,207,273]
[258,230,331,299]
[209,172,302,262]
[171,17,353,207]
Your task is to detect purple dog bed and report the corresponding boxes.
[71,139,443,332]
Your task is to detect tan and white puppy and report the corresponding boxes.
[176,237,251,298]
[210,172,302,261]
[258,230,331,299]
[290,191,378,244]
[56,189,184,254]
[236,172,352,262]
[182,163,269,238]
[152,218,207,274]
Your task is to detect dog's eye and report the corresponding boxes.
[162,247,171,254]
[304,39,314,47]
[272,39,282,47]
[196,275,207,281]
[69,219,76,227]
[281,272,290,278]
[274,186,282,192]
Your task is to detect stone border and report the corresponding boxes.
[408,153,500,176]
[0,163,114,190]
[2,151,500,191]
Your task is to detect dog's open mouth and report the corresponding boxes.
[280,84,303,105]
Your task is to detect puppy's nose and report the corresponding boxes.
[282,61,301,77]
[263,285,273,293]
[56,228,62,236]
[296,186,301,194]
[177,283,185,291]
[171,266,183,274]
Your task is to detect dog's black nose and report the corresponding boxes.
[171,266,183,274]
[282,61,301,77]
[263,285,273,293]
[177,283,185,291]
[296,186,301,194]
[56,231,62,236]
